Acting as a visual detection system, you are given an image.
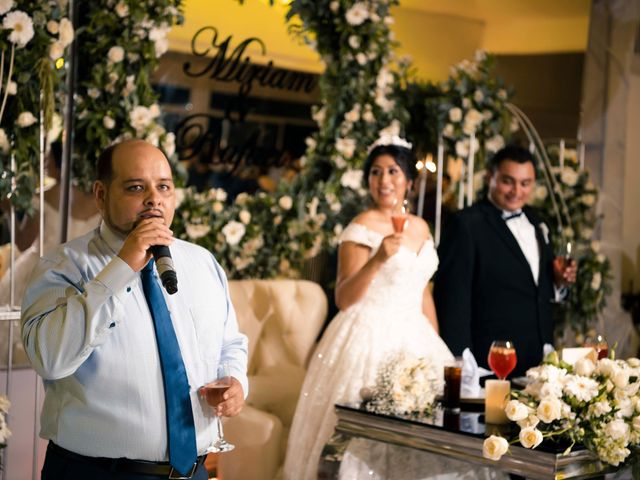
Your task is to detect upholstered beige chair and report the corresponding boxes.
[219,279,328,480]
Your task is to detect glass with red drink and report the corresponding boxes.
[487,340,517,380]
[584,334,608,360]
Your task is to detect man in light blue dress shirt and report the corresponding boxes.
[21,139,248,479]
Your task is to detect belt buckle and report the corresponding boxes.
[168,461,197,480]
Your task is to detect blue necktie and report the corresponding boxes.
[141,260,197,476]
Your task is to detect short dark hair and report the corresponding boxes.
[488,144,535,173]
[363,144,417,186]
[95,143,119,184]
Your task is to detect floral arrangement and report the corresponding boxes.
[439,51,517,164]
[365,352,442,418]
[483,351,640,467]
[72,0,184,192]
[1,0,184,213]
[531,150,613,338]
[0,394,11,457]
[0,0,74,214]
[172,187,329,278]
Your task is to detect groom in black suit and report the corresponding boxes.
[434,145,576,377]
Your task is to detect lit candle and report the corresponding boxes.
[559,139,565,169]
[484,379,510,424]
[466,133,475,207]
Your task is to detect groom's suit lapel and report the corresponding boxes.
[480,200,535,283]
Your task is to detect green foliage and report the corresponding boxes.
[0,1,71,215]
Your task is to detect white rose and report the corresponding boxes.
[443,123,454,138]
[519,427,543,449]
[0,128,9,153]
[606,419,630,441]
[582,194,596,206]
[329,1,339,12]
[87,88,100,99]
[212,202,224,214]
[498,89,508,100]
[613,369,630,389]
[473,89,484,103]
[239,210,251,224]
[17,111,36,127]
[348,35,360,49]
[47,20,59,34]
[517,414,540,429]
[591,240,601,252]
[108,46,125,63]
[278,195,293,210]
[115,2,129,17]
[482,435,509,461]
[162,132,176,157]
[103,116,115,129]
[58,18,74,48]
[345,2,369,26]
[356,52,367,65]
[537,397,562,423]
[535,185,548,200]
[448,107,462,123]
[221,221,246,246]
[340,169,364,190]
[185,223,211,240]
[362,109,375,123]
[485,134,504,153]
[591,272,602,290]
[6,81,16,95]
[560,167,579,187]
[505,400,529,422]
[344,106,360,123]
[574,358,596,377]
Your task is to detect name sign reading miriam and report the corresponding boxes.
[183,26,317,97]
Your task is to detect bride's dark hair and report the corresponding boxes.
[362,144,417,187]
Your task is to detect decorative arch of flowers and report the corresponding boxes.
[1,0,613,339]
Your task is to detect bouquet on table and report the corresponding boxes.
[483,351,640,467]
[365,352,443,418]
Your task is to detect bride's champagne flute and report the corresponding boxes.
[200,362,235,453]
[391,199,409,233]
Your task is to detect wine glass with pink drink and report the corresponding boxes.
[391,199,409,233]
[200,362,235,453]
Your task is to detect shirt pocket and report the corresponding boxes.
[189,304,220,361]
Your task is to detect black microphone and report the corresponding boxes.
[150,245,178,295]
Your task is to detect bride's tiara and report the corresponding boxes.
[367,134,413,153]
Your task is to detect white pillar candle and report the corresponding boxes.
[458,163,466,210]
[559,138,565,169]
[435,138,444,247]
[484,379,510,424]
[417,157,428,218]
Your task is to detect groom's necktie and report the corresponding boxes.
[141,260,197,476]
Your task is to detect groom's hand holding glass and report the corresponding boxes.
[552,242,578,287]
[200,371,245,418]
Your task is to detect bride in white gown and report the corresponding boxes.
[284,138,506,479]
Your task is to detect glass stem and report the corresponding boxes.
[216,415,224,442]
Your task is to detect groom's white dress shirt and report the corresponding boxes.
[21,222,248,461]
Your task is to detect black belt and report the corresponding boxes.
[48,442,206,479]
